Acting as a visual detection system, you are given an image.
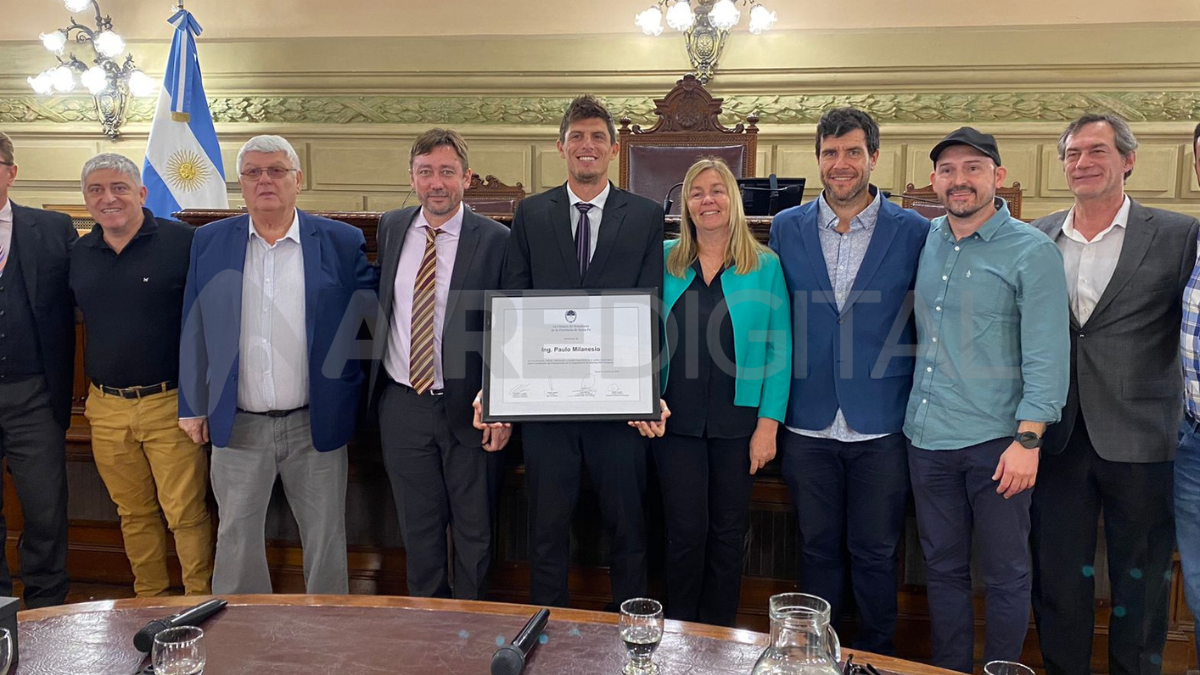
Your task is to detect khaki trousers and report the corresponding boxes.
[85,385,214,596]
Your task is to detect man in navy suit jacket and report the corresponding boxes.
[768,108,928,655]
[179,135,376,595]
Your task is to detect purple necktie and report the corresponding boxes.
[575,202,593,278]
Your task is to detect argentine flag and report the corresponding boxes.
[142,9,227,217]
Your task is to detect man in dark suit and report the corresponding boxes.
[179,134,377,595]
[1030,114,1200,675]
[367,128,510,599]
[0,132,74,608]
[768,108,928,655]
[495,95,665,607]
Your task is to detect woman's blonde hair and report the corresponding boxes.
[667,157,768,278]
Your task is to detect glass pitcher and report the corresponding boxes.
[751,593,843,675]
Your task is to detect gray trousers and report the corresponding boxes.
[210,410,348,594]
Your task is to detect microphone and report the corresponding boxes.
[133,598,228,653]
[491,608,550,675]
[661,182,684,215]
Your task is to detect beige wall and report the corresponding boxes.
[2,21,1199,219]
[5,0,1200,39]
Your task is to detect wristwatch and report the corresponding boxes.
[1014,431,1042,449]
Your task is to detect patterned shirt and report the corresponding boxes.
[904,199,1070,450]
[1182,230,1200,419]
[787,188,888,443]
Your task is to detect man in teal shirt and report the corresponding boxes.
[904,127,1069,673]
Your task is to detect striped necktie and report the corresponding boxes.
[409,226,441,394]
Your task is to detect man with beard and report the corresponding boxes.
[904,127,1069,673]
[1031,114,1199,675]
[768,107,927,654]
[367,128,510,600]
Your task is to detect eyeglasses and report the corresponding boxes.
[0,162,13,167]
[239,166,295,180]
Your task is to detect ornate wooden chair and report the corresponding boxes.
[901,182,1024,220]
[618,74,757,214]
[462,174,526,217]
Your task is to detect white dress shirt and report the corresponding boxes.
[567,182,610,264]
[238,211,309,412]
[0,200,12,277]
[383,205,463,390]
[1056,196,1130,325]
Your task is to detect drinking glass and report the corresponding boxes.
[984,661,1036,675]
[0,627,12,675]
[619,598,664,675]
[153,626,206,675]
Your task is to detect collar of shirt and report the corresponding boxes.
[0,199,10,226]
[933,197,1012,243]
[567,181,611,212]
[85,207,160,250]
[413,202,465,239]
[248,209,301,245]
[1061,195,1131,244]
[816,185,881,232]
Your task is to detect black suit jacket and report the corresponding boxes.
[1032,200,1200,462]
[502,183,664,293]
[368,206,509,447]
[11,203,77,430]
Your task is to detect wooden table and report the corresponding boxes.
[16,596,956,674]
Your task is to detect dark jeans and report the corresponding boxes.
[908,437,1031,674]
[1031,413,1174,675]
[380,382,500,600]
[0,376,69,608]
[1177,417,1200,670]
[523,420,648,608]
[781,432,909,655]
[652,433,755,626]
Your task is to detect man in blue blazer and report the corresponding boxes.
[179,135,376,595]
[768,108,928,655]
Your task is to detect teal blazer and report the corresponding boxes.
[661,238,792,422]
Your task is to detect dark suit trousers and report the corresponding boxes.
[908,437,1032,674]
[652,433,754,627]
[1031,412,1174,675]
[523,420,648,608]
[781,432,909,655]
[380,382,496,600]
[0,376,69,607]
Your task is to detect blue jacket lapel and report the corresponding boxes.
[842,201,901,315]
[797,205,835,310]
[298,210,321,356]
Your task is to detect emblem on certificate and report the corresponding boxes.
[482,290,661,422]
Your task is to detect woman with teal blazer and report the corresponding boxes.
[649,158,791,626]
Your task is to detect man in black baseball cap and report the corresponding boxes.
[904,126,1070,672]
[929,126,1002,167]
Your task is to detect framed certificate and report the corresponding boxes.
[482,290,661,423]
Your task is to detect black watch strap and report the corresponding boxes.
[1014,431,1042,449]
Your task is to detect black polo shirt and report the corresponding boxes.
[70,208,195,388]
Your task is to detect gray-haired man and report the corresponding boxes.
[179,135,377,594]
[1031,114,1200,675]
[71,153,213,597]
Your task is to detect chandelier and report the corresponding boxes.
[27,0,159,140]
[635,0,777,83]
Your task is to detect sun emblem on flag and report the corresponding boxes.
[165,150,211,193]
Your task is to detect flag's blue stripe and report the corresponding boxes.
[142,162,182,220]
